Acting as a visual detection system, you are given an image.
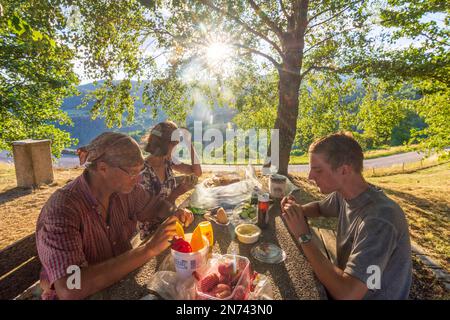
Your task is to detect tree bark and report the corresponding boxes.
[275,55,301,175]
[273,0,308,175]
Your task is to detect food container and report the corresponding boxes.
[171,233,209,280]
[269,174,287,199]
[232,202,257,224]
[195,254,251,300]
[235,224,261,244]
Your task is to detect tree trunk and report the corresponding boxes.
[271,29,302,175]
[275,66,301,175]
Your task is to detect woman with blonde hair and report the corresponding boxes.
[138,120,202,239]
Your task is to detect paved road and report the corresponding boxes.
[204,151,425,173]
[0,150,425,172]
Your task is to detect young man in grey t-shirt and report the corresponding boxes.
[281,133,412,299]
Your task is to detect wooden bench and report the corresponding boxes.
[0,233,42,299]
[310,227,337,265]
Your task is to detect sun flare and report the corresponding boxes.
[205,42,233,67]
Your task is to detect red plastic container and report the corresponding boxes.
[195,254,251,300]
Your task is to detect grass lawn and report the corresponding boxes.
[368,162,450,271]
[0,164,84,250]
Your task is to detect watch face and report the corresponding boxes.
[299,234,312,243]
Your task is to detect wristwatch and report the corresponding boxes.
[297,233,312,244]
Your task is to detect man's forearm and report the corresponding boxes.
[300,241,365,299]
[57,243,156,299]
[301,202,322,218]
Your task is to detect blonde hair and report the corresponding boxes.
[309,132,364,173]
[144,121,179,156]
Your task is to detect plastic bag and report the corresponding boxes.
[187,165,262,210]
[249,273,274,300]
[146,271,196,300]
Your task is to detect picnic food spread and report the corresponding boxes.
[190,224,207,252]
[186,206,205,215]
[175,221,185,238]
[164,169,285,299]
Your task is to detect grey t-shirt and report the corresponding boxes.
[317,185,412,299]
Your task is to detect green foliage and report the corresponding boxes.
[295,74,359,151]
[373,0,449,153]
[0,1,79,157]
[142,74,193,124]
[84,79,136,128]
[1,0,447,161]
[356,80,416,148]
[410,81,450,154]
[66,0,156,127]
[232,70,278,130]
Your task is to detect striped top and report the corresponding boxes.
[36,170,161,299]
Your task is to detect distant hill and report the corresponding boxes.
[57,81,161,147]
[58,81,237,147]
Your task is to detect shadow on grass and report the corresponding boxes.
[378,186,449,220]
[0,187,33,206]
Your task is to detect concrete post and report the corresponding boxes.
[12,139,54,187]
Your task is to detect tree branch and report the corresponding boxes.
[303,26,359,55]
[198,0,284,57]
[300,65,337,78]
[248,0,283,38]
[420,32,449,47]
[233,43,282,69]
[305,1,360,34]
[279,0,290,20]
[307,0,365,24]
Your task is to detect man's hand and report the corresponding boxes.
[280,195,297,214]
[145,216,178,256]
[174,208,194,227]
[281,201,310,239]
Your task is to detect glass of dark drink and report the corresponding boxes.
[257,193,270,229]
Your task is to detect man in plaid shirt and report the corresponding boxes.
[36,132,193,300]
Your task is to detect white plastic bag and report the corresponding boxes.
[188,165,262,210]
[146,271,196,300]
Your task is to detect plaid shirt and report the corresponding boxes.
[36,170,160,299]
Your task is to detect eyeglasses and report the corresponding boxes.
[117,166,145,179]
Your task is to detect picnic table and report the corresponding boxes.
[104,197,327,300]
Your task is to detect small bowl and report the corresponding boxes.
[235,224,261,244]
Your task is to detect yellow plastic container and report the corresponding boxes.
[198,221,214,247]
[190,221,214,251]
